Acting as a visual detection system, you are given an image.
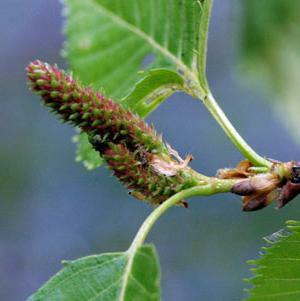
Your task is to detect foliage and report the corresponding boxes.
[72,132,103,170]
[28,245,160,301]
[246,221,300,301]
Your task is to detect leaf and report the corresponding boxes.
[245,220,300,301]
[123,69,184,118]
[72,132,103,170]
[240,0,300,144]
[64,0,213,169]
[64,0,212,100]
[27,244,160,301]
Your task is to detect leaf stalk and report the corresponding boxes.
[128,178,236,252]
[202,92,272,168]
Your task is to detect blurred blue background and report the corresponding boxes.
[1,1,300,300]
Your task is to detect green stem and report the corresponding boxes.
[128,179,235,252]
[203,92,271,168]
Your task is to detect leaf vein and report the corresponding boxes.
[88,0,197,78]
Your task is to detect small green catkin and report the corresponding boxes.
[27,60,198,205]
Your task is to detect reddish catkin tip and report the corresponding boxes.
[26,60,166,155]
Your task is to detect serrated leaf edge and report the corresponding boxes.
[244,220,300,300]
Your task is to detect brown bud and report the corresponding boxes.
[277,181,300,208]
[232,174,281,211]
[232,174,279,196]
[231,179,256,196]
[242,190,278,212]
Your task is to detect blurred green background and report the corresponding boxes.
[1,1,300,300]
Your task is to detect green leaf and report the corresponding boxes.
[64,0,213,169]
[123,69,184,118]
[64,0,212,100]
[245,220,300,301]
[240,0,300,144]
[27,244,160,301]
[72,132,103,170]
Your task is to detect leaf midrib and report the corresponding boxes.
[119,249,135,301]
[88,0,200,84]
[251,289,300,299]
[119,247,158,301]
